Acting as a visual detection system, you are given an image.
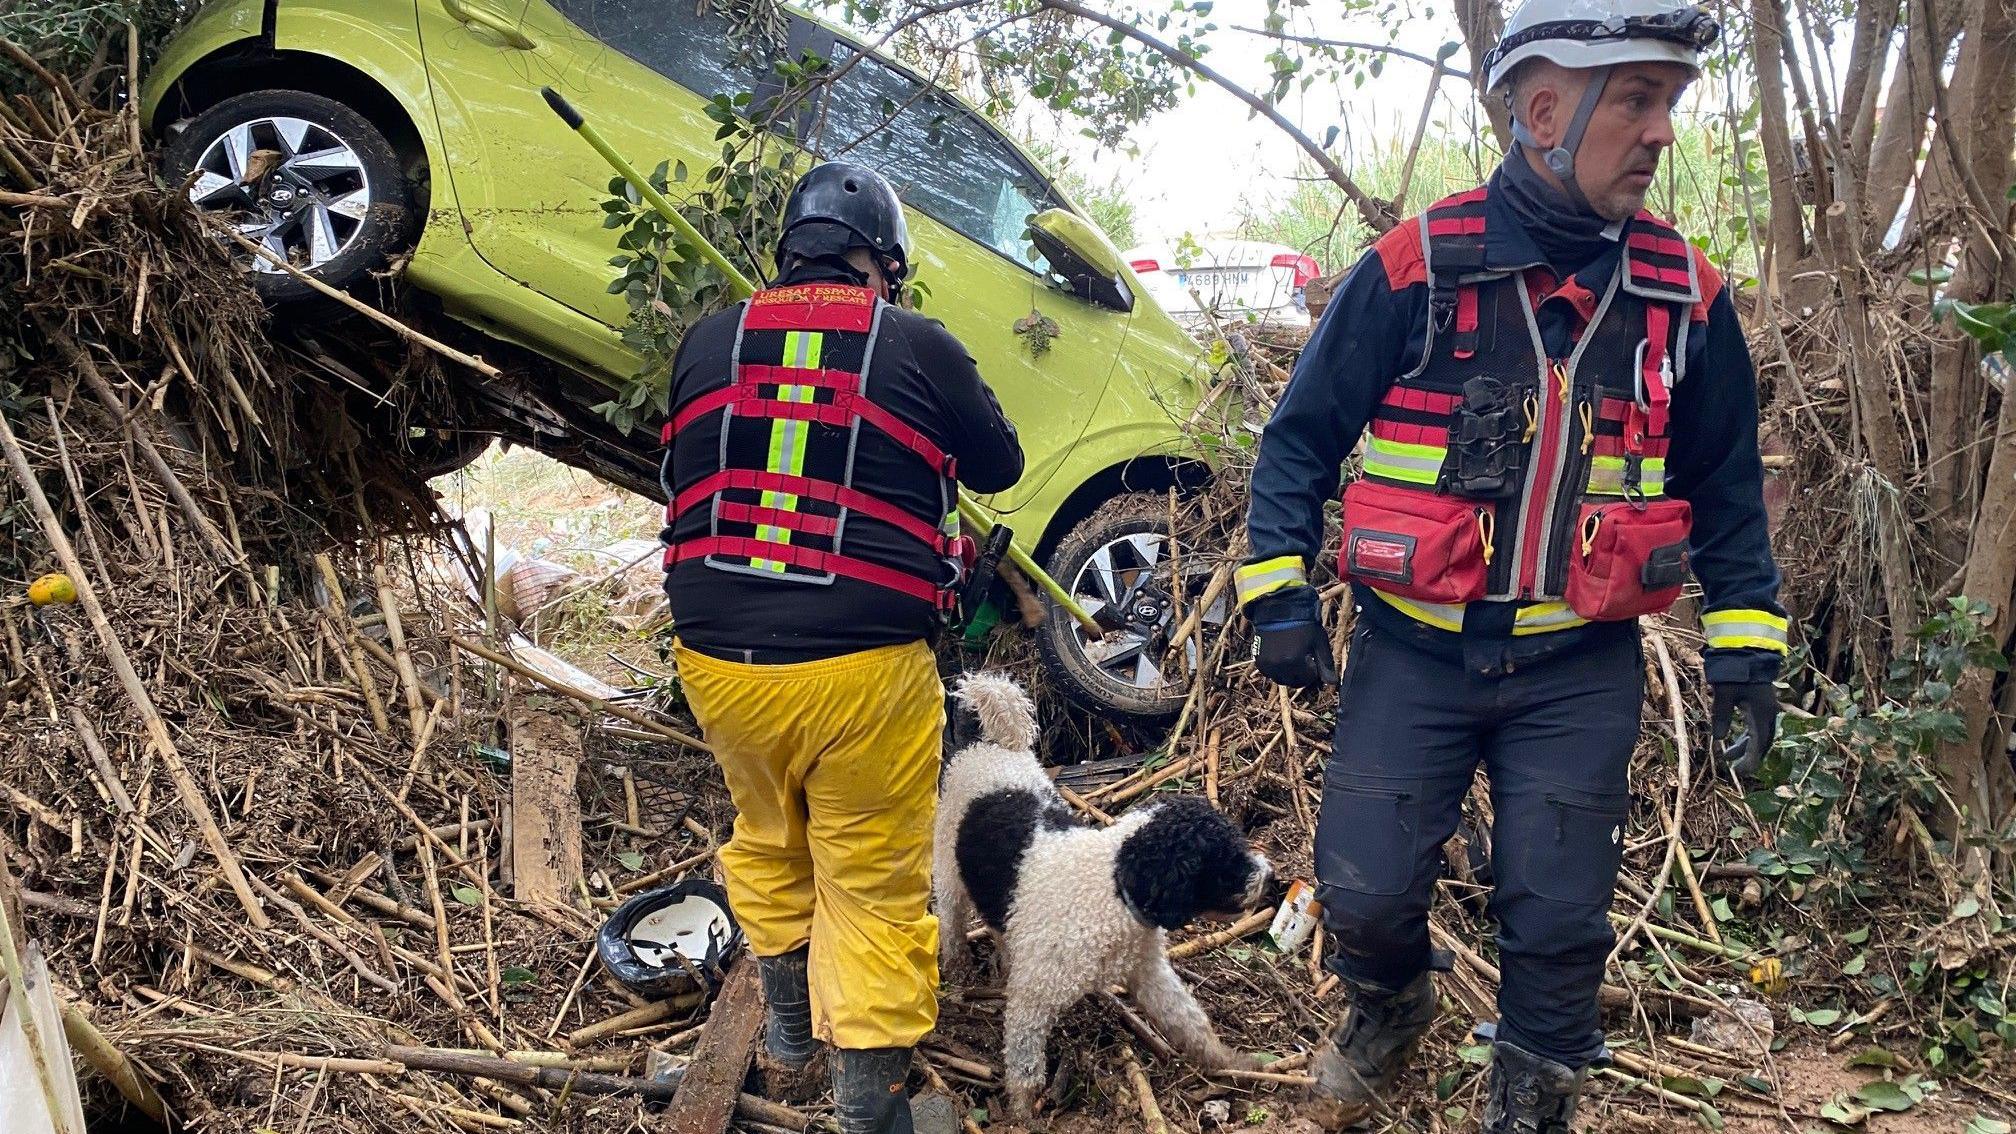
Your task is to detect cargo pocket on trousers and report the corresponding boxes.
[1522,790,1630,905]
[1316,778,1419,897]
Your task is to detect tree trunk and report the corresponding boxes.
[1751,0,1812,275]
[1836,0,1901,194]
[1941,376,2016,858]
[1926,0,2016,541]
[1454,0,1513,147]
[1863,7,1956,245]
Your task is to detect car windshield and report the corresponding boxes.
[809,44,1055,264]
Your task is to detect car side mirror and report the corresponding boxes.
[1027,208,1134,314]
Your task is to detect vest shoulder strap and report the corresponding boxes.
[1420,187,1493,282]
[1619,212,1702,304]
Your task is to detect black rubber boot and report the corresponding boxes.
[1481,1041,1588,1134]
[1307,970,1438,1128]
[832,1047,916,1134]
[757,946,817,1068]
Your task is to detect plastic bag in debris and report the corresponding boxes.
[0,942,87,1134]
[1688,996,1775,1055]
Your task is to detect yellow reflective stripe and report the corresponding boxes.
[1235,556,1308,606]
[1372,589,1465,632]
[1512,601,1589,635]
[782,330,825,369]
[754,382,817,573]
[1587,456,1666,496]
[1702,608,1789,652]
[1363,437,1446,486]
[1372,592,1590,636]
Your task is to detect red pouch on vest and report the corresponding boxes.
[1565,499,1693,621]
[1340,480,1494,605]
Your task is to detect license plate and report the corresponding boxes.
[1175,268,1257,290]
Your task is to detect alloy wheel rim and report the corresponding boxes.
[1066,531,1227,693]
[186,115,373,274]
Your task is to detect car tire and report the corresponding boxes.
[1034,493,1231,725]
[162,90,414,304]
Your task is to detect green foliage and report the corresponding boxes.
[0,0,188,95]
[595,63,820,432]
[1743,599,2008,909]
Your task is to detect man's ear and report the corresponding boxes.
[1523,82,1561,147]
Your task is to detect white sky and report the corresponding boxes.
[1015,0,1480,245]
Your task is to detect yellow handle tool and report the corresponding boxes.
[541,87,1102,633]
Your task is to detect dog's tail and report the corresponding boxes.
[951,673,1039,752]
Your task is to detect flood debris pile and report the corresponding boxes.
[4,31,2011,1134]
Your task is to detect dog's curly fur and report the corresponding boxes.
[936,674,1273,1117]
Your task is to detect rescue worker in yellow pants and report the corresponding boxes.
[659,161,1023,1134]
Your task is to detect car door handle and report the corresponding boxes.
[442,0,538,50]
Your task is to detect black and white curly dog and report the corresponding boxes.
[936,673,1273,1118]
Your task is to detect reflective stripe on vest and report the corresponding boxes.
[1345,187,1697,633]
[661,283,956,607]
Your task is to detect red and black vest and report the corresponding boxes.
[661,283,963,612]
[1341,187,1699,627]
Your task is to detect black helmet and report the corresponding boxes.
[777,162,911,282]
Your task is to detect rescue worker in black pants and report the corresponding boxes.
[1235,2,1787,1129]
[661,162,1022,1134]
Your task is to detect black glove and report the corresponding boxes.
[1247,586,1337,690]
[1710,680,1779,778]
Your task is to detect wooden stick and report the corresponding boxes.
[915,1056,985,1134]
[376,565,430,742]
[68,709,134,814]
[1121,1047,1170,1134]
[1056,784,1115,825]
[219,226,505,380]
[316,555,391,735]
[1204,728,1222,809]
[451,636,709,751]
[1168,906,1276,960]
[60,1002,168,1123]
[379,1045,806,1129]
[1212,1067,1319,1087]
[566,998,698,1046]
[1101,991,1177,1063]
[0,408,268,928]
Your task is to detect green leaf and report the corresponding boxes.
[1456,1044,1492,1065]
[1954,896,1982,918]
[1820,1097,1870,1125]
[616,851,646,872]
[1966,1116,2012,1134]
[1843,953,1867,976]
[450,886,483,907]
[1845,1047,1897,1068]
[1804,1008,1842,1026]
[1844,927,1870,944]
[1854,1081,1916,1111]
[1906,265,1953,286]
[501,966,537,985]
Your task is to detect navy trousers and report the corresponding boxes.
[1315,615,1643,1067]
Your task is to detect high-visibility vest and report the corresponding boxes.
[662,282,963,612]
[1341,187,1699,628]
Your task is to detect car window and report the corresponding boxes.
[810,44,1057,265]
[547,0,778,99]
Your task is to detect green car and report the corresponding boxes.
[143,0,1226,721]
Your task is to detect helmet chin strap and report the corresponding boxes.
[1512,64,1613,215]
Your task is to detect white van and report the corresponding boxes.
[1124,239,1321,331]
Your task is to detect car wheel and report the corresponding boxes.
[1034,493,1230,724]
[162,89,414,303]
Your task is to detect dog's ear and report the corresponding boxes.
[1115,807,1200,929]
[1115,798,1260,930]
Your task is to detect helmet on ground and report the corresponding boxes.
[777,161,911,283]
[598,879,744,999]
[1483,0,1720,93]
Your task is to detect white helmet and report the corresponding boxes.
[1483,0,1720,93]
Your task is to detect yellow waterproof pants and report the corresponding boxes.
[674,639,943,1050]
